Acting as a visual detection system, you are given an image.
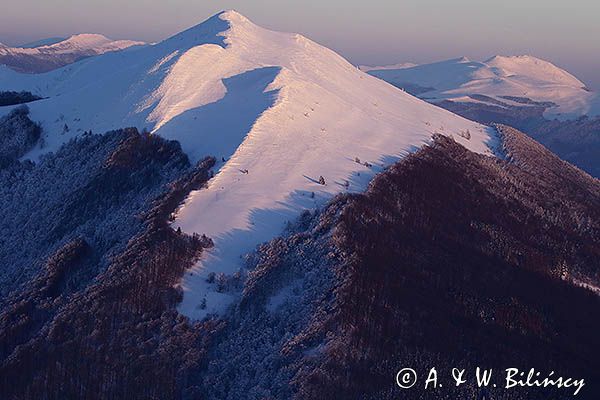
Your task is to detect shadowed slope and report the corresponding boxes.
[193,128,600,399]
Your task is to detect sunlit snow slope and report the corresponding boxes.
[0,11,497,320]
[164,12,497,319]
[358,62,417,72]
[368,56,600,119]
[0,34,145,73]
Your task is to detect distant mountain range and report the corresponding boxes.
[0,34,145,73]
[366,56,600,177]
[0,10,598,400]
[358,61,417,72]
[18,37,66,48]
[366,55,600,118]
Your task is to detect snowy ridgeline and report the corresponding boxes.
[367,55,600,119]
[0,121,192,300]
[191,131,600,400]
[0,34,145,74]
[0,10,497,319]
[163,11,496,320]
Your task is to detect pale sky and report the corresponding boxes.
[1,0,599,88]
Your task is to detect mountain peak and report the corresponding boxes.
[54,33,113,48]
[0,33,144,73]
[484,54,562,69]
[484,54,585,88]
[366,54,597,118]
[0,9,495,321]
[38,33,145,54]
[484,54,542,64]
[160,11,235,48]
[218,9,251,24]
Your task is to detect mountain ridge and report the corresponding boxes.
[368,55,600,118]
[0,10,496,320]
[0,9,599,400]
[0,33,145,73]
[17,37,66,48]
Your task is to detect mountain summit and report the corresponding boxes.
[0,34,144,73]
[368,55,600,118]
[0,10,496,319]
[38,33,142,53]
[483,55,586,88]
[1,10,599,400]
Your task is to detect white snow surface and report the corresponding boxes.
[166,12,497,319]
[18,37,66,48]
[358,62,418,72]
[0,33,144,56]
[0,11,497,320]
[368,56,600,119]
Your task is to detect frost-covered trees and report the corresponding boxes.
[438,98,600,177]
[0,105,41,166]
[0,129,217,399]
[0,91,42,107]
[0,127,191,297]
[197,202,339,400]
[458,128,471,140]
[293,132,600,400]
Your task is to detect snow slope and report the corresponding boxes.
[368,56,600,119]
[358,62,417,72]
[0,11,497,320]
[0,33,144,57]
[0,34,145,73]
[33,33,144,54]
[18,37,66,48]
[163,12,497,319]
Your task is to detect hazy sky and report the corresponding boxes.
[2,0,599,88]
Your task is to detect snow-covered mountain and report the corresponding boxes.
[17,37,66,48]
[0,10,497,320]
[368,55,600,119]
[358,61,417,72]
[0,33,145,73]
[2,10,600,400]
